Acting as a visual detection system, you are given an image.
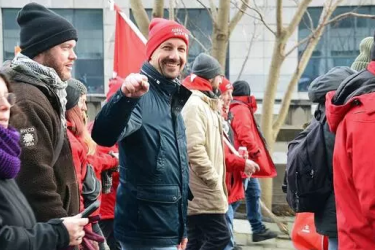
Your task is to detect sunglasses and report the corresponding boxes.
[0,93,16,107]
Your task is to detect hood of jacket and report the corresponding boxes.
[326,64,375,133]
[231,95,257,112]
[308,66,357,104]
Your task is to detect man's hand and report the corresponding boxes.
[244,159,260,176]
[61,214,88,246]
[121,73,149,98]
[177,238,188,250]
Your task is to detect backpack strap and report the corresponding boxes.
[51,123,64,167]
[314,106,327,123]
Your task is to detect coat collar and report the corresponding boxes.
[191,90,221,112]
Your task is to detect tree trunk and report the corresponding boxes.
[169,0,175,20]
[152,0,165,18]
[272,4,339,138]
[260,38,286,209]
[211,0,230,69]
[129,0,150,38]
[211,27,229,69]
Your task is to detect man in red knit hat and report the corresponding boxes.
[92,18,192,250]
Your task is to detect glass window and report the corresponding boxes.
[298,6,373,92]
[2,8,104,94]
[130,9,229,77]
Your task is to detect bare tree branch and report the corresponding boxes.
[325,12,375,26]
[276,0,283,35]
[152,0,164,18]
[196,0,217,26]
[273,0,342,135]
[208,0,218,21]
[230,1,266,21]
[175,15,211,51]
[179,0,189,27]
[129,0,150,38]
[189,34,209,53]
[169,0,175,20]
[229,0,250,34]
[304,8,315,32]
[237,21,260,80]
[285,0,313,36]
[239,0,276,35]
[284,32,314,57]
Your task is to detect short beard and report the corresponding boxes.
[42,50,67,81]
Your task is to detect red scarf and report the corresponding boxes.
[183,74,213,92]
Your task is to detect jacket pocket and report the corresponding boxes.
[64,182,79,216]
[136,185,182,237]
[155,131,167,173]
[63,184,71,213]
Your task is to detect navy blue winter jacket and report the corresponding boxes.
[92,63,192,247]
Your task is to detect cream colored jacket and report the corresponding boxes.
[182,90,228,215]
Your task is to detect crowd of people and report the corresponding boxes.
[294,34,375,250]
[11,2,375,250]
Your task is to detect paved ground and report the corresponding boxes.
[233,218,296,250]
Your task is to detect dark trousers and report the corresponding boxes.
[186,214,230,250]
[99,219,121,250]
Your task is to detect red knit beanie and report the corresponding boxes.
[146,18,189,60]
[219,77,233,94]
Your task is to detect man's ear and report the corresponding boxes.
[32,52,44,64]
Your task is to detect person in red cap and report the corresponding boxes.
[219,78,259,250]
[91,18,191,250]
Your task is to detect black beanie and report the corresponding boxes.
[192,53,223,80]
[17,3,78,59]
[232,80,251,96]
[65,82,81,111]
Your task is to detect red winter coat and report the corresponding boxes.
[94,144,119,220]
[326,90,375,250]
[224,135,246,204]
[67,122,87,212]
[229,96,276,178]
[87,121,119,220]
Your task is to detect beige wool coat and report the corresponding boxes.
[182,90,228,215]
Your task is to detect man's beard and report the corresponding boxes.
[43,51,66,81]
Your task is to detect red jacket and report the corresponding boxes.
[87,121,119,220]
[67,122,87,212]
[86,147,118,218]
[94,144,119,220]
[326,90,375,250]
[224,135,246,204]
[229,96,276,178]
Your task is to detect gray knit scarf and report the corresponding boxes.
[12,53,67,127]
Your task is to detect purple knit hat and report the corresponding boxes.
[0,126,21,179]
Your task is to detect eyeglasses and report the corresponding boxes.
[0,93,16,107]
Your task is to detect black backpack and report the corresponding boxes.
[284,110,333,213]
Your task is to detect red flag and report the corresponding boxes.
[109,4,147,98]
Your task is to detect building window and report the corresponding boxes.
[130,9,229,77]
[2,8,104,94]
[298,6,373,92]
